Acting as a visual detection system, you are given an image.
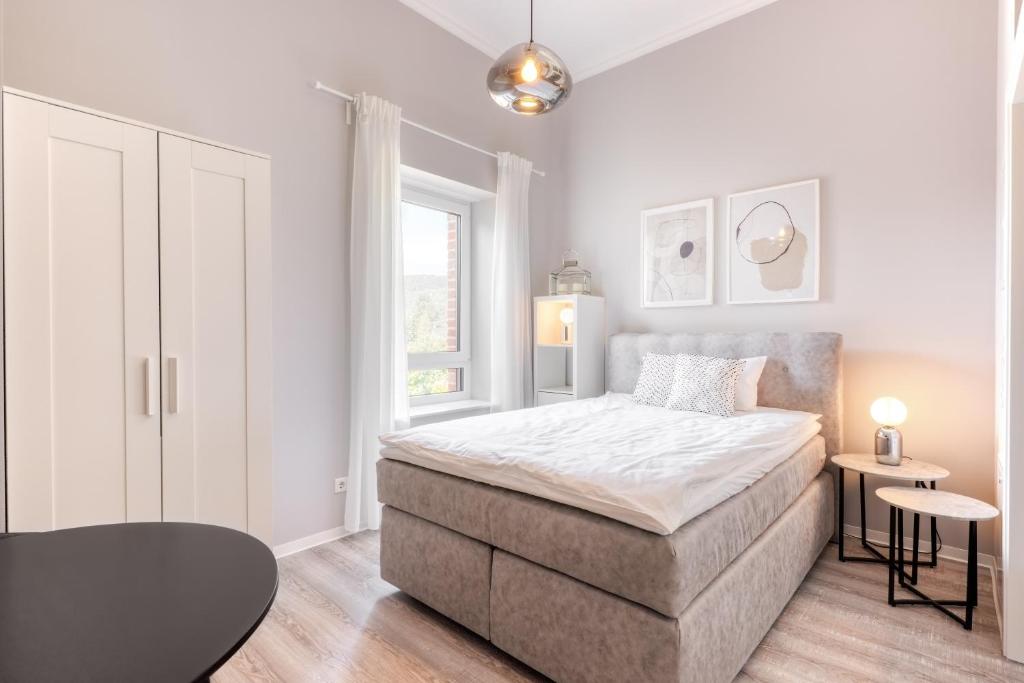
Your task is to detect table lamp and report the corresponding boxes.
[871,397,907,465]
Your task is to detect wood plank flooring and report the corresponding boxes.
[215,532,1024,682]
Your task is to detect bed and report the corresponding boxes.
[377,332,843,683]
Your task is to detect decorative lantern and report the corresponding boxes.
[549,250,592,295]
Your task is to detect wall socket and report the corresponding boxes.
[334,477,347,494]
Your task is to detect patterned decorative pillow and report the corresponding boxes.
[631,352,677,407]
[665,354,746,417]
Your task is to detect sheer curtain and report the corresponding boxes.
[490,152,534,411]
[346,94,409,533]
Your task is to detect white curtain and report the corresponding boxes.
[490,152,534,411]
[346,94,409,533]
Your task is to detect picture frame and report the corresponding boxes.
[726,178,820,305]
[640,198,715,308]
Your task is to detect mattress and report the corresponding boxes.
[379,393,822,534]
[378,435,826,617]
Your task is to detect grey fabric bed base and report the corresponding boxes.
[380,471,833,683]
[379,436,826,619]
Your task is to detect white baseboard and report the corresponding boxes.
[992,562,1003,635]
[842,523,997,570]
[273,525,352,558]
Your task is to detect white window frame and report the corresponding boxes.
[401,185,472,406]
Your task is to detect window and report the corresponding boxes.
[401,186,470,405]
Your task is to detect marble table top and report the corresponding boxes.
[876,487,999,521]
[831,453,950,481]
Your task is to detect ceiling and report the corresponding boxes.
[398,0,780,81]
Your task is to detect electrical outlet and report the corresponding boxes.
[334,477,347,494]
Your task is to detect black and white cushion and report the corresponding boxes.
[631,352,677,407]
[665,354,746,417]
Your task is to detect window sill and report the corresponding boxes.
[409,399,492,425]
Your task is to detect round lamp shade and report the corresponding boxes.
[487,42,572,115]
[870,397,907,427]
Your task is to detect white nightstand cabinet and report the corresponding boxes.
[533,295,605,406]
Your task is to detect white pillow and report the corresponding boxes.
[734,356,767,412]
[665,354,746,417]
[631,352,677,407]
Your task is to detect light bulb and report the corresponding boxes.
[521,57,539,83]
[870,397,907,427]
[559,307,575,325]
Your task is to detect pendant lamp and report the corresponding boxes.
[486,0,572,115]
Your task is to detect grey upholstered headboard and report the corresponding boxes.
[607,332,844,455]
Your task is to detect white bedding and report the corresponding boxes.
[379,393,822,535]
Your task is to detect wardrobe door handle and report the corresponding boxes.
[144,357,156,416]
[168,356,180,415]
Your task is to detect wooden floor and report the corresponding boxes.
[215,532,1024,682]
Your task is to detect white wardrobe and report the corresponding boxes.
[2,90,273,543]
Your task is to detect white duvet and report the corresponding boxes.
[379,393,822,535]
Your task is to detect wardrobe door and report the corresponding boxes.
[159,134,272,543]
[3,93,162,531]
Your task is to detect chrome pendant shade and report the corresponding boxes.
[487,2,572,115]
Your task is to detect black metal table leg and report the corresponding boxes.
[897,509,905,587]
[912,513,920,585]
[838,467,846,560]
[967,521,977,629]
[859,472,867,550]
[888,506,977,631]
[837,467,924,584]
[914,480,939,572]
[888,505,896,605]
[930,481,938,567]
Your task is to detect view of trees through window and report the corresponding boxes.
[402,200,462,397]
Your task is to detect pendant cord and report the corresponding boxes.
[529,0,534,44]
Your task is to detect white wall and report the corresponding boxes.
[0,0,555,544]
[546,0,998,553]
[1000,0,1024,659]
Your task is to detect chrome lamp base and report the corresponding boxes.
[875,426,903,466]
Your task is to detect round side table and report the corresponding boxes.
[877,487,997,630]
[0,523,278,682]
[831,453,949,583]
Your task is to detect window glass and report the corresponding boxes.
[402,197,466,400]
[408,368,463,397]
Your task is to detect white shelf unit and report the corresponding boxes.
[533,295,605,406]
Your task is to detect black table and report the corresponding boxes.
[0,522,278,682]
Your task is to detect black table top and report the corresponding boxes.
[0,522,278,683]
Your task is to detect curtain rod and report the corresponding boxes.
[313,81,546,178]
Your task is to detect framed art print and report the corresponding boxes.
[641,198,714,308]
[727,179,819,304]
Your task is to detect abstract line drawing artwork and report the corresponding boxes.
[641,198,714,308]
[727,179,819,304]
